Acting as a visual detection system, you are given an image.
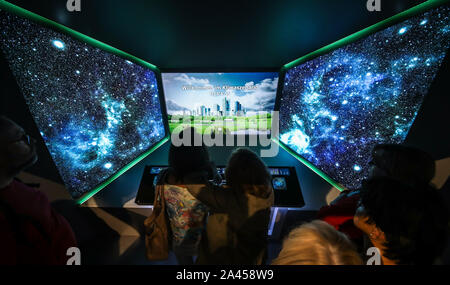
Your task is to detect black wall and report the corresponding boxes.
[404,52,450,160]
[3,0,427,69]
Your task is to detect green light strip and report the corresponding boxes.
[76,136,169,205]
[273,138,346,192]
[0,0,159,72]
[283,0,449,70]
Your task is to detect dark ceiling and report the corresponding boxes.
[6,0,427,69]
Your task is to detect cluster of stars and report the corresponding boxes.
[0,11,166,198]
[280,6,449,189]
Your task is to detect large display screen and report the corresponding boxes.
[0,10,166,199]
[279,6,449,189]
[162,72,278,134]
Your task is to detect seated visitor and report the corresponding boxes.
[157,127,213,265]
[0,116,77,265]
[183,148,274,265]
[317,144,437,244]
[272,220,363,265]
[354,177,448,265]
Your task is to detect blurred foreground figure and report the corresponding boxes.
[317,144,439,246]
[0,116,76,265]
[272,220,363,265]
[354,177,448,265]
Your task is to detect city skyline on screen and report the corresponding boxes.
[162,72,278,117]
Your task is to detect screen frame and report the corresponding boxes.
[161,68,280,137]
[274,0,450,192]
[0,0,171,204]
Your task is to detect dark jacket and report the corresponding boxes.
[184,172,274,265]
[0,180,77,265]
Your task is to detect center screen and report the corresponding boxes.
[162,72,278,135]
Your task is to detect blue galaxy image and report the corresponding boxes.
[279,6,449,190]
[0,12,166,198]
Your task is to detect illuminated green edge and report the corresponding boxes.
[272,138,346,192]
[0,0,158,72]
[279,0,449,192]
[283,0,449,71]
[0,0,168,204]
[76,137,169,205]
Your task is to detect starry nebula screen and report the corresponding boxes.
[279,6,449,190]
[0,12,166,198]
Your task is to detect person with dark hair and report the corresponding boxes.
[183,148,274,265]
[158,127,213,265]
[354,177,448,265]
[317,144,438,248]
[368,144,436,187]
[0,116,77,264]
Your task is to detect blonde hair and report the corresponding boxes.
[272,220,363,265]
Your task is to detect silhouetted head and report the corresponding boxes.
[225,148,271,197]
[354,177,448,265]
[368,144,435,187]
[168,127,211,181]
[0,116,38,180]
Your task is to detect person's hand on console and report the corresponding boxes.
[207,161,222,185]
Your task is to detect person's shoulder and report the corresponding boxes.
[164,184,189,192]
[242,185,273,199]
[6,179,48,201]
[4,180,51,216]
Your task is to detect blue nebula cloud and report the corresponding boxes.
[0,12,166,198]
[279,6,449,189]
